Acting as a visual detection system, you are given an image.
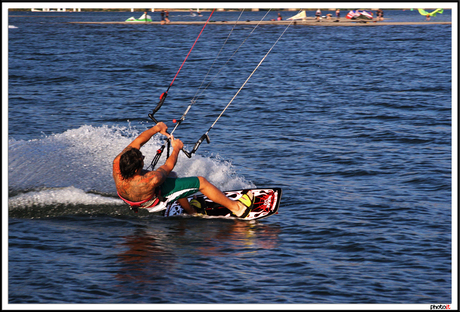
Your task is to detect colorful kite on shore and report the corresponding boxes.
[417,8,443,16]
[346,10,373,20]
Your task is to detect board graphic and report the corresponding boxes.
[164,188,282,221]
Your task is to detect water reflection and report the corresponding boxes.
[114,219,281,290]
[172,219,281,256]
[114,227,176,295]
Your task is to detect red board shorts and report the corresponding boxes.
[117,177,201,212]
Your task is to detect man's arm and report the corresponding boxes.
[155,135,183,179]
[128,122,169,150]
[138,135,183,190]
[113,122,169,166]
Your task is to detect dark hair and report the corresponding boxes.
[119,148,144,179]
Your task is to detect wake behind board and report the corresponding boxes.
[164,188,282,221]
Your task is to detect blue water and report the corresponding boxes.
[7,9,454,305]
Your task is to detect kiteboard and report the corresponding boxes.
[164,188,282,221]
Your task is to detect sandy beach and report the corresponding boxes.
[69,18,451,26]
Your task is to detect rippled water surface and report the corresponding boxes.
[7,9,454,306]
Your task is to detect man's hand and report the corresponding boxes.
[125,122,170,150]
[157,135,184,177]
[155,122,169,138]
[170,135,184,151]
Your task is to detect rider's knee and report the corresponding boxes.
[197,176,208,185]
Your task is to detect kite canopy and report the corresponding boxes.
[287,10,307,20]
[418,8,444,16]
[346,10,374,20]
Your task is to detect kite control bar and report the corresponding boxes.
[148,91,192,157]
[148,91,168,124]
[189,133,211,156]
[149,97,210,162]
[148,91,192,170]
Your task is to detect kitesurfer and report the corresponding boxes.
[315,9,321,21]
[112,122,254,217]
[165,10,170,23]
[160,10,165,24]
[376,9,384,21]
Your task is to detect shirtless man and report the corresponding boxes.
[113,122,254,217]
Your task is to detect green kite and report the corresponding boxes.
[418,8,444,16]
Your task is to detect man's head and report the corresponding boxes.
[119,148,144,179]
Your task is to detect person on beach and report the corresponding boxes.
[335,9,340,22]
[315,9,321,21]
[277,13,282,21]
[112,122,255,217]
[160,10,165,24]
[165,10,170,23]
[376,9,384,21]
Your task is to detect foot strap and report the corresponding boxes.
[236,191,254,219]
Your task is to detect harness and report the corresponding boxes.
[117,188,164,213]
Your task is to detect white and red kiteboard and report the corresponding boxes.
[164,188,282,221]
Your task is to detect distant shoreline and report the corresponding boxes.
[67,20,452,26]
[8,8,452,12]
